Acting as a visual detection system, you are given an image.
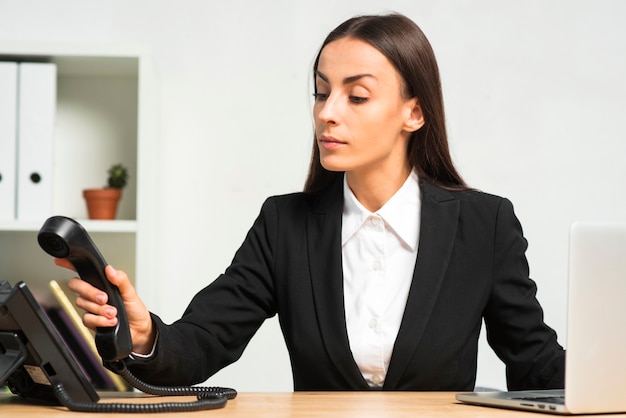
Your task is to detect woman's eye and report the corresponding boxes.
[313,93,329,101]
[349,96,368,104]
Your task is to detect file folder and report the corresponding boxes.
[0,62,18,220]
[16,62,57,221]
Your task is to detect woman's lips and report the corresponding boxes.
[319,135,346,150]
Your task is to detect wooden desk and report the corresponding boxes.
[2,391,626,417]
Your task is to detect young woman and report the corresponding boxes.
[59,13,565,391]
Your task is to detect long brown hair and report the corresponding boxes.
[304,13,467,193]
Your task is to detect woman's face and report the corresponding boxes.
[313,37,424,179]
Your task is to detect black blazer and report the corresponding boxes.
[127,179,565,391]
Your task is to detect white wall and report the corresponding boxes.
[1,0,625,392]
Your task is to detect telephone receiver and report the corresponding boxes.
[37,216,132,362]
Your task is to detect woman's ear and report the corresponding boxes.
[403,99,425,133]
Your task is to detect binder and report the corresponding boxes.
[16,62,56,221]
[49,279,129,391]
[46,306,118,390]
[0,62,18,221]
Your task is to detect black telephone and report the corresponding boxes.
[38,216,132,362]
[35,216,236,412]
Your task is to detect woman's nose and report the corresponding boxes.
[316,95,339,125]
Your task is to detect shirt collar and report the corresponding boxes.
[342,170,421,250]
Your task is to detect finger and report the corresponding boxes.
[105,265,136,299]
[54,258,77,272]
[82,311,118,329]
[67,277,108,305]
[75,295,117,319]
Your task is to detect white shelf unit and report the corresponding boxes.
[0,43,158,305]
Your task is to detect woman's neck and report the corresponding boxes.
[346,165,412,212]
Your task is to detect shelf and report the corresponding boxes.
[0,219,137,233]
[0,42,146,76]
[1,45,140,222]
[0,42,155,303]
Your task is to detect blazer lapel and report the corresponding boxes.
[384,180,460,389]
[307,179,369,389]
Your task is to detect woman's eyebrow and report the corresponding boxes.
[343,73,376,84]
[315,70,377,84]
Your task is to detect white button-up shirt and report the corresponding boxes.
[342,170,421,388]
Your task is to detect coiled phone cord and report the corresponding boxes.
[52,360,237,413]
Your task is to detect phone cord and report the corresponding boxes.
[52,360,237,413]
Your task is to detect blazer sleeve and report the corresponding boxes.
[124,197,280,386]
[483,197,565,390]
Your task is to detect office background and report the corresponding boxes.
[1,0,624,391]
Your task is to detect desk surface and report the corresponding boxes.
[2,391,626,417]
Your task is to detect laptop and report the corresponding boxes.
[457,222,626,414]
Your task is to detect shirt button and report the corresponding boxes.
[372,260,381,271]
[370,217,380,227]
[371,375,383,385]
[369,318,378,329]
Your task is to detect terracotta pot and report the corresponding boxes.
[83,188,122,220]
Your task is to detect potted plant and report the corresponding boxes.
[83,163,129,220]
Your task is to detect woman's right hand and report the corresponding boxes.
[55,258,157,356]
